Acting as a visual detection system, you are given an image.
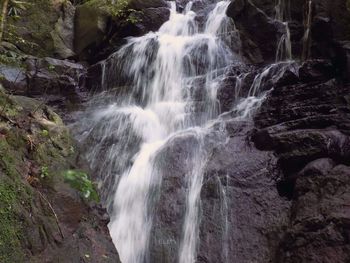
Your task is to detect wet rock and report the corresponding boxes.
[251,56,350,262]
[197,122,290,263]
[150,132,203,262]
[147,121,291,263]
[298,59,335,82]
[277,163,350,263]
[227,0,287,62]
[128,0,169,9]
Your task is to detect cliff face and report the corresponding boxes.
[1,0,350,262]
[227,1,350,262]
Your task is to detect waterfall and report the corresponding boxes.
[302,0,313,61]
[101,2,236,262]
[275,0,292,61]
[73,1,276,262]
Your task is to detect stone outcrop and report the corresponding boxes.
[0,86,120,263]
[227,0,350,62]
[8,0,76,59]
[74,0,170,63]
[0,57,86,117]
[251,58,350,261]
[226,0,287,63]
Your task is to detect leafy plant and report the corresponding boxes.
[41,129,49,137]
[63,170,99,201]
[7,0,28,18]
[85,0,142,24]
[0,0,30,42]
[40,166,49,178]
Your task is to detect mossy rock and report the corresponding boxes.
[6,0,75,58]
[0,87,73,260]
[74,2,109,54]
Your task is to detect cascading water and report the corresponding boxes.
[302,0,313,61]
[275,0,292,61]
[73,1,287,262]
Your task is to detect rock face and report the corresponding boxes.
[74,0,170,63]
[227,0,350,61]
[2,0,350,262]
[0,57,86,117]
[8,0,76,58]
[226,0,287,63]
[0,87,120,263]
[251,58,350,262]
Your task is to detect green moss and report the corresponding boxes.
[0,140,21,180]
[83,0,141,23]
[0,179,25,262]
[0,90,22,117]
[6,0,65,57]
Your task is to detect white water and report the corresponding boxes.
[107,2,237,262]
[74,1,281,262]
[302,0,313,61]
[275,0,292,61]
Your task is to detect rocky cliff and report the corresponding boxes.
[1,0,350,262]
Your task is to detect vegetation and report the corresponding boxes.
[85,0,142,23]
[0,0,29,42]
[0,86,97,261]
[64,170,99,201]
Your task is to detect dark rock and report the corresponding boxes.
[227,0,287,62]
[128,0,169,9]
[52,1,76,58]
[0,57,87,121]
[277,163,350,263]
[25,57,86,111]
[0,65,27,94]
[147,121,291,263]
[74,4,109,57]
[132,7,171,34]
[150,132,203,263]
[74,1,170,63]
[298,59,335,83]
[251,56,350,261]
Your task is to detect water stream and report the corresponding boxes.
[275,0,292,61]
[73,1,288,262]
[302,0,313,61]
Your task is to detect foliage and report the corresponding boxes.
[40,166,49,178]
[7,0,28,18]
[63,170,99,201]
[86,0,142,24]
[0,181,24,263]
[1,0,38,52]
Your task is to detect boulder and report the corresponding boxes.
[0,57,86,114]
[74,3,109,56]
[74,0,170,63]
[7,0,76,58]
[0,65,27,94]
[277,163,350,263]
[51,1,76,58]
